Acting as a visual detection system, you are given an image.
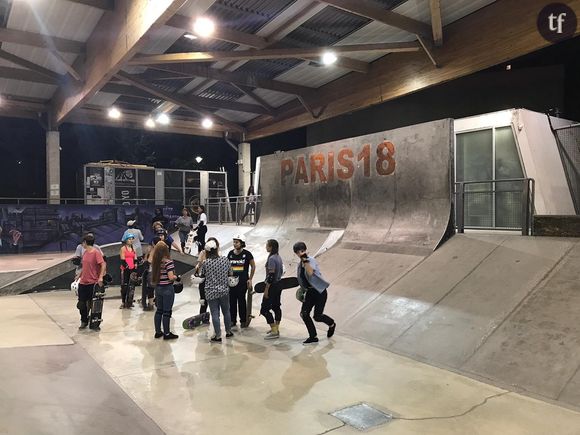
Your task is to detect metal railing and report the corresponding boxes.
[551,123,580,214]
[455,178,535,235]
[204,195,261,225]
[0,197,158,205]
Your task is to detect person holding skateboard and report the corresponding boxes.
[194,236,220,317]
[150,241,179,340]
[120,233,137,309]
[227,234,255,329]
[260,239,284,340]
[192,205,207,254]
[199,239,234,342]
[77,233,106,330]
[175,208,194,251]
[293,241,336,345]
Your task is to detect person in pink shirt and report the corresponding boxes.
[77,233,106,330]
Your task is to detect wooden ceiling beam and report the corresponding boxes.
[0,49,64,81]
[50,0,188,125]
[101,82,271,115]
[66,0,115,10]
[0,66,59,84]
[166,14,270,49]
[246,0,580,139]
[130,42,420,65]
[318,0,432,37]
[145,64,317,98]
[0,28,85,54]
[115,71,245,132]
[429,0,443,46]
[230,83,277,116]
[48,50,82,81]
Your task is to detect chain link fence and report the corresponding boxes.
[553,124,580,214]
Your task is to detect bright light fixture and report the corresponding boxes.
[145,117,156,128]
[156,113,170,125]
[193,17,215,38]
[108,107,121,119]
[201,117,213,129]
[195,156,203,163]
[184,33,198,40]
[321,51,338,66]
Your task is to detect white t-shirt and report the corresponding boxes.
[197,213,207,226]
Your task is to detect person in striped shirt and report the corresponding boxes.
[150,242,179,340]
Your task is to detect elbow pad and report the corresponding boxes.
[121,260,129,269]
[71,256,82,266]
[265,272,275,284]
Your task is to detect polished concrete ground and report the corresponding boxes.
[2,289,580,435]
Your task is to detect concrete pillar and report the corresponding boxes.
[238,142,251,197]
[46,131,60,204]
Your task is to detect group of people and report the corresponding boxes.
[73,209,336,344]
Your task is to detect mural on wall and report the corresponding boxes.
[0,204,181,254]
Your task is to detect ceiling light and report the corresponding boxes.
[195,156,203,163]
[145,117,156,128]
[108,107,121,119]
[321,51,337,66]
[506,64,512,71]
[184,33,198,40]
[156,113,170,125]
[193,17,215,38]
[201,117,213,129]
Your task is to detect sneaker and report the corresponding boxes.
[89,325,101,331]
[264,331,279,340]
[226,331,234,338]
[303,337,319,345]
[327,323,336,338]
[210,336,222,343]
[79,322,88,329]
[154,332,164,339]
[163,332,179,340]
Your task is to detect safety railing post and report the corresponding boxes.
[521,179,530,236]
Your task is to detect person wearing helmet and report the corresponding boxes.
[119,233,137,308]
[227,234,255,328]
[200,239,234,342]
[122,220,144,259]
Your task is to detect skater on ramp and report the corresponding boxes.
[150,242,179,340]
[261,239,284,340]
[175,208,194,252]
[294,242,336,345]
[76,233,106,330]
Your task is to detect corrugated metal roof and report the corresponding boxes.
[207,0,296,34]
[213,108,257,123]
[236,88,296,108]
[0,78,56,99]
[198,81,244,101]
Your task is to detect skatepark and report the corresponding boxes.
[2,1,580,434]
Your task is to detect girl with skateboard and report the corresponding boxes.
[150,242,179,340]
[120,233,137,309]
[260,239,284,340]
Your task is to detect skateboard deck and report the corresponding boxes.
[245,288,253,327]
[182,312,210,329]
[253,277,300,294]
[184,230,197,255]
[89,283,106,330]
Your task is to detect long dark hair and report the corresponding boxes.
[151,242,170,286]
[267,239,279,256]
[247,185,254,196]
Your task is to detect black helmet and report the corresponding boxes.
[173,281,184,294]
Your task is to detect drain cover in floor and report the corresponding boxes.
[330,403,392,431]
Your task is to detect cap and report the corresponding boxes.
[127,219,136,226]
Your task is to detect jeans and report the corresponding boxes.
[208,295,232,338]
[260,281,282,325]
[154,284,175,334]
[229,281,248,325]
[178,230,188,249]
[300,289,334,338]
[77,283,94,323]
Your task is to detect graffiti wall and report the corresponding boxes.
[0,204,182,254]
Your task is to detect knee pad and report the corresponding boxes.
[76,300,85,310]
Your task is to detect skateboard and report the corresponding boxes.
[89,274,112,330]
[184,230,197,255]
[245,286,253,327]
[182,312,210,329]
[253,277,300,294]
[125,270,140,308]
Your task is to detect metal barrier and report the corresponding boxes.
[0,197,158,205]
[551,123,580,214]
[455,178,535,235]
[204,195,261,224]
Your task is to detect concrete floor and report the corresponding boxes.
[2,289,580,435]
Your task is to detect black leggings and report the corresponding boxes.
[229,281,248,324]
[121,268,136,305]
[260,282,282,325]
[198,281,208,314]
[240,202,255,220]
[300,289,334,338]
[195,225,207,253]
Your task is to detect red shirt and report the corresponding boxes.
[121,246,136,270]
[79,248,105,285]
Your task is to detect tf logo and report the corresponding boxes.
[537,3,577,43]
